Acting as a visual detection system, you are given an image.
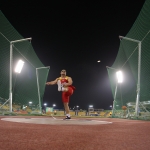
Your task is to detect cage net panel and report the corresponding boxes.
[107,0,150,111]
[0,11,49,111]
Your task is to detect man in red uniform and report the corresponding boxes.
[46,69,75,120]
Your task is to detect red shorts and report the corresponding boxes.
[62,87,74,103]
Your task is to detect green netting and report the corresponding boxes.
[107,0,150,113]
[0,11,49,112]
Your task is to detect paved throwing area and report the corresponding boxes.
[1,117,112,125]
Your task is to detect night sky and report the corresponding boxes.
[0,0,146,110]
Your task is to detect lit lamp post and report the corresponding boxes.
[110,105,112,109]
[29,101,32,107]
[89,105,93,111]
[112,71,123,115]
[44,103,47,113]
[76,105,79,116]
[88,105,93,116]
[53,104,56,110]
[53,104,56,115]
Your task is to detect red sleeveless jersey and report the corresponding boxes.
[58,76,76,90]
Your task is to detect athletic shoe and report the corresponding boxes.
[63,116,71,120]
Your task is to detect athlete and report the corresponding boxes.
[46,69,75,120]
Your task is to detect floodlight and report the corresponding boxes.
[116,71,123,83]
[15,60,24,73]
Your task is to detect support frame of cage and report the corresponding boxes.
[36,66,50,114]
[119,36,141,117]
[106,66,119,117]
[112,83,118,116]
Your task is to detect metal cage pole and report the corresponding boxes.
[9,42,13,112]
[119,36,141,117]
[36,66,50,114]
[135,41,141,116]
[106,66,118,116]
[36,68,41,113]
[112,83,118,116]
[9,38,32,112]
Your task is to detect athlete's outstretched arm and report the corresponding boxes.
[46,78,58,85]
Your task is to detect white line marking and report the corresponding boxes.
[51,115,56,119]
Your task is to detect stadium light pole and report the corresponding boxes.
[112,71,123,115]
[119,36,141,117]
[29,101,32,106]
[44,103,47,113]
[53,104,56,110]
[88,105,93,113]
[9,38,32,113]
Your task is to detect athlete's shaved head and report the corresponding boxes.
[61,69,66,72]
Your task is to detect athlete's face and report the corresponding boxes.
[60,70,66,76]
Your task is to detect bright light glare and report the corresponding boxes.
[53,104,56,107]
[116,71,123,83]
[44,103,47,106]
[15,60,24,73]
[29,101,32,104]
[89,105,93,108]
[97,60,101,63]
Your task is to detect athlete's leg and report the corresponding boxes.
[64,87,73,95]
[62,88,73,119]
[63,102,70,116]
[62,85,75,92]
